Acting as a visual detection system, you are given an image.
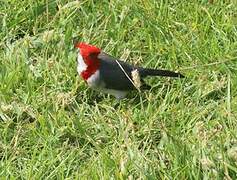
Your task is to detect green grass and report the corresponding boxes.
[0,0,237,179]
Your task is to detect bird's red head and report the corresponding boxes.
[75,42,101,80]
[75,42,101,65]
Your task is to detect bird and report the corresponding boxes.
[75,42,184,99]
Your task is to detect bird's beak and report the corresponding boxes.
[73,37,80,49]
[74,43,80,49]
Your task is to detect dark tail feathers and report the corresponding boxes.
[139,68,184,78]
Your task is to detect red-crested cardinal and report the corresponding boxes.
[75,42,184,99]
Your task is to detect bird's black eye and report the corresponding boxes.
[89,53,98,59]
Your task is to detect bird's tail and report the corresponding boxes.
[139,68,184,78]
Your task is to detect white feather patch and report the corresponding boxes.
[87,70,100,87]
[101,89,128,99]
[77,53,87,74]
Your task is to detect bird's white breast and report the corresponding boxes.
[87,70,100,87]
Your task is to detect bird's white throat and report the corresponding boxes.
[77,53,88,74]
[77,52,100,87]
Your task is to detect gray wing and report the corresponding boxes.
[98,52,137,90]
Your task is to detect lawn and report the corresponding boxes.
[0,0,237,179]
